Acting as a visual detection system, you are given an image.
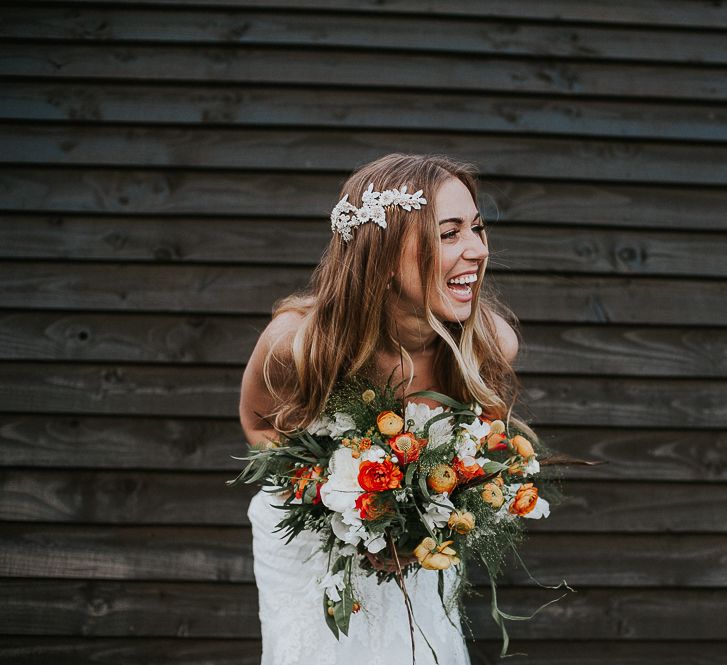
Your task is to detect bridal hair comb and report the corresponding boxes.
[330,182,427,242]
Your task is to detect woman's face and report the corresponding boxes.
[392,177,489,323]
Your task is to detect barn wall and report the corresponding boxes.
[1,1,726,663]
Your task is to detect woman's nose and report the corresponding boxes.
[463,232,489,261]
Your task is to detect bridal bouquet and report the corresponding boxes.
[228,378,569,657]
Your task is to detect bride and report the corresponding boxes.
[239,153,520,664]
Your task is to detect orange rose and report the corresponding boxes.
[377,411,404,436]
[355,492,394,520]
[426,463,458,494]
[509,483,539,516]
[512,434,535,459]
[452,456,485,483]
[389,432,423,465]
[358,459,403,492]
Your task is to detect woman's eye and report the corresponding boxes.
[472,224,486,234]
[440,229,458,240]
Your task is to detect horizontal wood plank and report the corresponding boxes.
[0,363,724,426]
[4,8,727,66]
[4,82,727,142]
[2,125,727,185]
[2,214,726,279]
[0,579,723,639]
[1,524,725,587]
[1,310,725,377]
[2,262,727,325]
[2,415,724,481]
[0,470,724,532]
[3,169,726,232]
[2,44,726,101]
[1,637,725,665]
[20,0,727,31]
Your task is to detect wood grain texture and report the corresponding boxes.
[3,124,727,185]
[0,579,724,639]
[2,310,725,378]
[1,363,725,426]
[1,637,725,665]
[4,7,727,65]
[2,524,726,587]
[2,214,726,278]
[2,262,726,325]
[2,415,725,481]
[3,169,726,231]
[20,0,727,30]
[4,82,727,142]
[0,471,725,532]
[2,43,726,100]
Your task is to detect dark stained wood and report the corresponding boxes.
[5,8,727,65]
[4,82,727,142]
[0,470,724,532]
[1,637,725,665]
[24,0,727,31]
[2,263,726,325]
[0,579,724,639]
[0,363,725,427]
[3,124,727,185]
[3,43,727,100]
[3,214,726,279]
[3,415,725,481]
[2,311,725,378]
[2,524,726,587]
[2,169,725,231]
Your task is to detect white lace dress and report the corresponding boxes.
[247,488,472,665]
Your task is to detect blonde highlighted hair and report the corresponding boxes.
[263,152,524,434]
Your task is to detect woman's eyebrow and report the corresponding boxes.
[438,212,482,225]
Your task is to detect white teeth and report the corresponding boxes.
[447,274,477,285]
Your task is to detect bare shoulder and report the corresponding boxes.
[239,309,305,440]
[488,309,519,362]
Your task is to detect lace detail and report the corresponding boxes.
[248,489,471,665]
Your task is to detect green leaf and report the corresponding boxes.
[407,390,471,412]
[323,594,340,640]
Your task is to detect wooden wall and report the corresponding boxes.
[1,1,726,663]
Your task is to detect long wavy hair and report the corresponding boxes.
[262,152,524,434]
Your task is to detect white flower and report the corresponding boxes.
[460,417,491,442]
[360,444,386,463]
[320,447,363,513]
[319,570,346,602]
[422,492,455,531]
[328,412,357,439]
[306,415,333,437]
[364,532,387,554]
[339,543,357,557]
[522,457,540,477]
[405,402,442,433]
[524,496,550,519]
[454,435,477,460]
[331,509,365,546]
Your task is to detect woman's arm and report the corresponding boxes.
[239,311,302,447]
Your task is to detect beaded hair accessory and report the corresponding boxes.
[330,182,427,242]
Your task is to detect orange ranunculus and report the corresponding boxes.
[452,456,485,483]
[355,491,394,520]
[413,537,460,570]
[389,432,423,465]
[447,510,476,535]
[426,463,458,494]
[508,461,525,476]
[509,483,539,516]
[486,432,508,451]
[512,434,535,459]
[481,482,504,508]
[376,410,404,436]
[358,459,403,492]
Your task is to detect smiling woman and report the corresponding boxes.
[239,153,525,665]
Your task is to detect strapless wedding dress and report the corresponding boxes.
[247,488,472,665]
